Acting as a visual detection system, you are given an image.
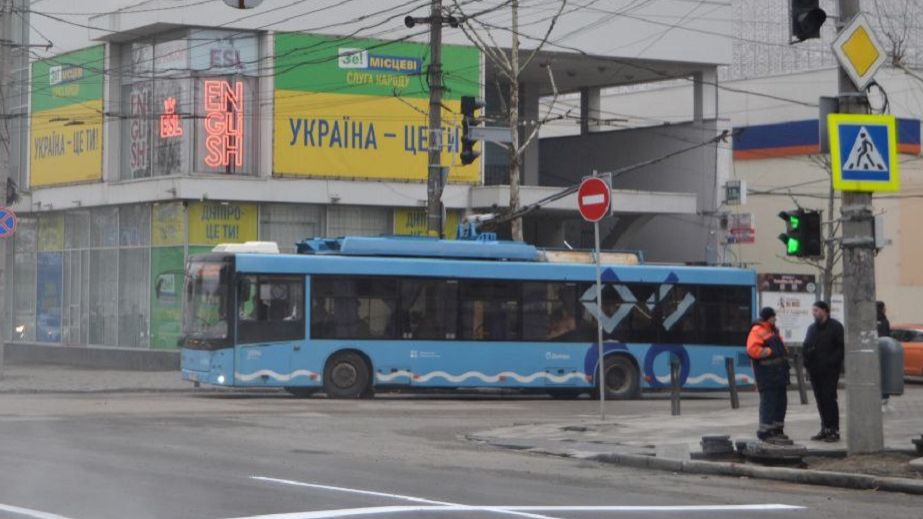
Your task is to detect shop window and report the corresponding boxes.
[119,205,151,247]
[327,206,392,237]
[260,204,324,253]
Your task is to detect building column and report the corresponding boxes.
[693,67,718,123]
[519,81,541,186]
[580,87,602,134]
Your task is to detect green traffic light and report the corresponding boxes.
[787,237,801,255]
[789,215,800,230]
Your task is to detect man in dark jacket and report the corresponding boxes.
[802,301,844,442]
[877,301,891,338]
[747,307,790,443]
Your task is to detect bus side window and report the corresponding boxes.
[237,275,305,344]
[460,280,521,341]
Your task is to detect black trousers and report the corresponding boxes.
[758,386,787,433]
[808,366,841,432]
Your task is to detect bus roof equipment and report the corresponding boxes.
[297,236,541,262]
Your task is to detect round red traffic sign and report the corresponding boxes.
[0,207,16,239]
[577,177,611,222]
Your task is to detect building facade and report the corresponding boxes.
[4,1,732,352]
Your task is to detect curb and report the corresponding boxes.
[0,388,205,395]
[469,434,923,495]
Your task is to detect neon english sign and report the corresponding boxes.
[203,80,244,168]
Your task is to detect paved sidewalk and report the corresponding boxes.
[0,364,195,393]
[472,387,923,458]
[469,385,923,492]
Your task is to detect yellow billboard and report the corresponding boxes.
[30,46,105,187]
[394,208,462,239]
[30,102,104,187]
[152,202,187,247]
[274,34,481,183]
[188,202,258,246]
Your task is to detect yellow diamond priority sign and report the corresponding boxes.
[832,14,886,91]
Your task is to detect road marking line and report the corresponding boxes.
[0,503,75,519]
[243,477,804,519]
[249,477,562,519]
[224,504,805,519]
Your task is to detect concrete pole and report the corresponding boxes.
[0,0,12,380]
[837,0,884,454]
[425,0,445,237]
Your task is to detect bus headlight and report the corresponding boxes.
[217,375,226,384]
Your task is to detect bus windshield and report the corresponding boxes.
[183,260,231,348]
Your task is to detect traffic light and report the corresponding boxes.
[790,0,826,42]
[778,209,822,257]
[460,95,485,166]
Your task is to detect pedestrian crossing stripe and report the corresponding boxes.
[828,113,900,193]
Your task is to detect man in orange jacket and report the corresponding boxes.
[747,307,791,443]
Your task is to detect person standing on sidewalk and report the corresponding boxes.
[877,301,891,338]
[802,301,844,443]
[747,307,790,443]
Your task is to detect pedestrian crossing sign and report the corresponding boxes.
[828,113,900,192]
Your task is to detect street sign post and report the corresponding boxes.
[0,206,16,239]
[579,174,612,421]
[831,13,886,92]
[828,113,899,192]
[578,176,611,222]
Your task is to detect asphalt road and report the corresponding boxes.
[0,390,918,519]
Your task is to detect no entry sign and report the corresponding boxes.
[578,177,611,222]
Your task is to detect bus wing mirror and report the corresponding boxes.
[239,278,252,301]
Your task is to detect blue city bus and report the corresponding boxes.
[180,236,757,398]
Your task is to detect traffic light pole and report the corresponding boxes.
[837,0,884,454]
[426,0,445,238]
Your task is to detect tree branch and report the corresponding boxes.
[518,64,560,152]
[518,0,567,73]
[452,0,514,75]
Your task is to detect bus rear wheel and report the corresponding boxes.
[600,355,641,400]
[324,352,372,399]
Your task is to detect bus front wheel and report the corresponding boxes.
[324,352,372,399]
[599,355,641,400]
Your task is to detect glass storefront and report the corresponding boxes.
[5,202,404,349]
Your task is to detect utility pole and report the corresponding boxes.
[425,0,445,237]
[837,0,884,454]
[0,0,12,380]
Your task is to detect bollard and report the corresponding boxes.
[670,354,681,416]
[725,357,740,409]
[792,348,808,405]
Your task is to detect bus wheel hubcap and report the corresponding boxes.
[332,363,358,389]
[606,366,627,392]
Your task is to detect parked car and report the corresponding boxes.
[891,324,923,377]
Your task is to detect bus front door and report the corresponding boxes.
[234,341,294,386]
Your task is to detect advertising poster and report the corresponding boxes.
[150,247,185,349]
[393,208,462,239]
[273,33,482,182]
[759,291,815,343]
[36,252,63,343]
[152,202,186,246]
[188,201,257,245]
[30,46,105,187]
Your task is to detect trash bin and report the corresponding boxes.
[879,337,904,397]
